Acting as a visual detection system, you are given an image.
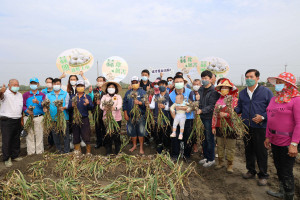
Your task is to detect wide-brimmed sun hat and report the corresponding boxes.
[267,72,298,88]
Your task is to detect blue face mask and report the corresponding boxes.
[275,84,285,92]
[141,76,148,81]
[30,84,38,90]
[154,85,159,88]
[168,81,173,85]
[159,86,166,92]
[11,87,19,93]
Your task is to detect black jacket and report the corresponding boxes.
[198,85,220,120]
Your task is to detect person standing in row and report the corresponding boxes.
[0,79,23,167]
[198,70,220,167]
[123,76,147,154]
[235,69,273,186]
[100,81,123,155]
[23,77,46,155]
[69,80,93,155]
[212,78,239,173]
[89,76,107,149]
[45,78,70,154]
[265,72,300,200]
[41,77,55,148]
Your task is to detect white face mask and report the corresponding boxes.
[46,83,52,88]
[193,85,200,91]
[97,82,104,87]
[107,88,115,94]
[70,81,77,86]
[53,85,61,91]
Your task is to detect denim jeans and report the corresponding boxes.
[127,117,147,137]
[52,121,70,153]
[201,118,215,162]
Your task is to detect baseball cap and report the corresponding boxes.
[30,77,39,83]
[76,80,85,86]
[131,76,139,82]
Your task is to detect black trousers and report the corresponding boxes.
[154,124,171,153]
[171,119,193,158]
[72,117,91,145]
[243,127,269,178]
[104,121,121,155]
[272,144,295,194]
[47,131,54,146]
[95,117,106,146]
[1,118,21,161]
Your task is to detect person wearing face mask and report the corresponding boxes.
[190,79,201,153]
[100,82,123,155]
[211,78,239,173]
[169,75,195,162]
[59,71,91,94]
[123,76,147,155]
[22,77,46,156]
[41,77,55,148]
[167,77,174,93]
[0,79,23,167]
[68,80,94,155]
[140,69,152,91]
[45,78,70,154]
[149,80,171,153]
[264,72,300,200]
[89,76,107,149]
[197,70,220,168]
[152,79,160,95]
[235,69,273,186]
[42,77,54,94]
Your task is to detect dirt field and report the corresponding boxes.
[0,125,299,199]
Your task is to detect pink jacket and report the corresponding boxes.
[266,96,300,146]
[100,94,123,122]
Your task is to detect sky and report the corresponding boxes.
[0,0,300,86]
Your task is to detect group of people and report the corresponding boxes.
[0,68,299,199]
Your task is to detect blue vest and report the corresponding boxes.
[169,88,194,119]
[46,90,69,121]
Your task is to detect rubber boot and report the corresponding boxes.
[215,158,224,170]
[74,144,81,154]
[283,178,294,200]
[226,161,234,173]
[86,144,91,155]
[267,181,284,198]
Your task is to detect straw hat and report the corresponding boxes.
[215,79,233,90]
[102,81,122,93]
[268,72,298,88]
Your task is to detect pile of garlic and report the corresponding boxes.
[207,58,227,72]
[69,49,90,66]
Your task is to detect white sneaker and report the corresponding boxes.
[199,158,207,165]
[178,134,183,140]
[5,158,12,168]
[13,157,23,162]
[80,141,86,147]
[170,132,176,138]
[203,160,215,168]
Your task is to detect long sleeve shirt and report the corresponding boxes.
[68,94,94,118]
[266,96,300,146]
[235,85,273,128]
[100,94,123,121]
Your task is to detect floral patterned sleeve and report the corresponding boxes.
[212,105,218,129]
